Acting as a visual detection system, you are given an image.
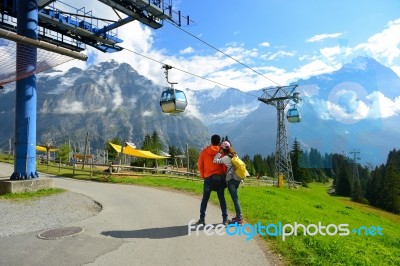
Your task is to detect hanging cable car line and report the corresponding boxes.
[117,47,354,154]
[166,20,282,87]
[118,45,260,98]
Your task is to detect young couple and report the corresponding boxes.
[196,134,243,226]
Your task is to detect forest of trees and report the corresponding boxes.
[104,133,400,214]
[365,149,400,214]
[224,138,399,214]
[287,139,400,214]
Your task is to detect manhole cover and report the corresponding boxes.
[38,227,84,240]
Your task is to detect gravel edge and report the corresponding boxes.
[0,190,101,237]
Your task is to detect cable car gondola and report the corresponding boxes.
[160,88,187,114]
[159,65,187,114]
[287,106,301,123]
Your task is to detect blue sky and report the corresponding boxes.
[61,0,400,92]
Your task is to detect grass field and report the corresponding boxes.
[0,188,66,201]
[1,158,399,265]
[107,175,400,265]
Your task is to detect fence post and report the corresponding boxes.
[73,160,75,177]
[90,158,93,177]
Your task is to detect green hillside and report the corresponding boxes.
[239,182,400,265]
[110,176,400,265]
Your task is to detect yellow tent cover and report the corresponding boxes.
[36,146,58,152]
[109,142,169,159]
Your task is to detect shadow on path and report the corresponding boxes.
[102,225,189,239]
[101,223,224,239]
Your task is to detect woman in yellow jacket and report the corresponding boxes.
[213,141,243,225]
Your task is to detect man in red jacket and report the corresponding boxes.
[196,134,228,225]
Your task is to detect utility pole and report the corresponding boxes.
[82,132,89,169]
[349,149,361,182]
[349,149,363,202]
[8,138,12,162]
[186,144,189,173]
[44,139,56,167]
[258,85,300,187]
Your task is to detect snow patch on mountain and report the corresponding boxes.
[202,103,259,125]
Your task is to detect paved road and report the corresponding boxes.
[0,163,276,266]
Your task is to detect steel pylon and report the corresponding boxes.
[258,85,300,187]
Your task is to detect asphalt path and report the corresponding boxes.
[0,163,277,266]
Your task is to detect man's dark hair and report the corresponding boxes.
[211,134,221,145]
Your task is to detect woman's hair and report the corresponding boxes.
[222,146,237,157]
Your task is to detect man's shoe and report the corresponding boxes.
[222,219,229,226]
[229,217,243,225]
[195,218,205,226]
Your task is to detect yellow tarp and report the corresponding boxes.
[109,142,169,159]
[36,146,58,152]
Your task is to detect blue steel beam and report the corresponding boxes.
[125,0,169,19]
[1,0,184,53]
[96,0,167,29]
[38,0,55,8]
[96,16,135,35]
[12,0,39,179]
[39,8,123,43]
[1,1,124,52]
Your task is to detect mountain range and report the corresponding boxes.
[0,56,399,165]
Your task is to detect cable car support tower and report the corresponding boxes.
[258,85,300,187]
[0,0,189,180]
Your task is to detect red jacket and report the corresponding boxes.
[198,145,226,178]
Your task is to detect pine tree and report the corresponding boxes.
[365,166,382,206]
[382,151,400,213]
[291,139,310,184]
[253,154,267,176]
[242,154,255,176]
[151,131,163,154]
[351,177,363,202]
[221,135,230,144]
[105,137,121,161]
[188,147,199,173]
[138,131,165,167]
[335,161,352,197]
[57,143,71,163]
[268,154,275,177]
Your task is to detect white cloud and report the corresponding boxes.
[53,99,107,114]
[55,100,85,114]
[142,110,154,117]
[265,50,295,60]
[112,86,123,110]
[367,91,400,118]
[259,42,270,47]
[306,33,343,43]
[297,84,320,98]
[391,65,400,77]
[353,18,400,66]
[319,46,341,60]
[306,87,400,123]
[293,60,337,79]
[179,47,194,55]
[48,2,400,94]
[327,90,370,124]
